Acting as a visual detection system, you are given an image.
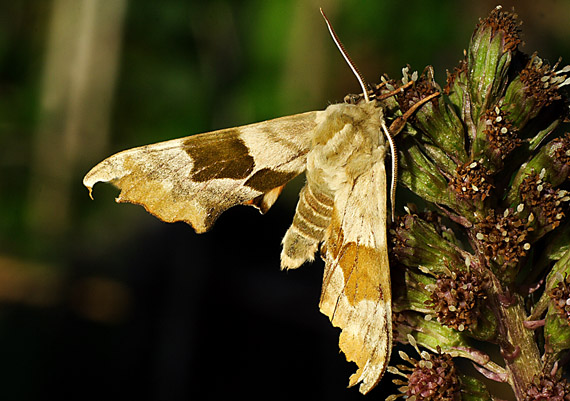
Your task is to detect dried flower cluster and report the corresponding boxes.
[388,337,462,401]
[520,171,568,230]
[450,160,494,202]
[474,209,532,271]
[427,271,486,331]
[524,373,570,401]
[550,275,570,322]
[483,105,522,160]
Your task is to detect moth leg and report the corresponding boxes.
[387,90,440,137]
[375,80,414,101]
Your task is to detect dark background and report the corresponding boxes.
[0,1,569,400]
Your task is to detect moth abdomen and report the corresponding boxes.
[280,184,333,270]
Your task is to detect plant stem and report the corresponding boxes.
[488,275,541,400]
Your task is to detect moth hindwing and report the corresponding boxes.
[84,98,393,394]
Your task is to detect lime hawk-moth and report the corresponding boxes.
[83,10,438,394]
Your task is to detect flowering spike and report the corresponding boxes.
[385,6,570,400]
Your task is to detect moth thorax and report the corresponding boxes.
[307,101,387,194]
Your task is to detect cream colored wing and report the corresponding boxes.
[83,112,317,233]
[319,160,392,395]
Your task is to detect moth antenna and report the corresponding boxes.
[320,8,369,102]
[381,91,440,221]
[381,120,397,222]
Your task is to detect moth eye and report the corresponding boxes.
[344,93,362,104]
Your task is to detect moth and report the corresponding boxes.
[83,10,438,394]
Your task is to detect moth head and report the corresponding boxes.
[344,93,367,105]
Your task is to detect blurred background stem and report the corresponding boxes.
[28,0,126,246]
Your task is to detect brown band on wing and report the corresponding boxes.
[333,241,384,306]
[184,129,255,181]
[245,168,298,192]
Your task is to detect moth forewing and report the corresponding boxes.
[319,160,392,394]
[281,101,393,394]
[83,112,318,233]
